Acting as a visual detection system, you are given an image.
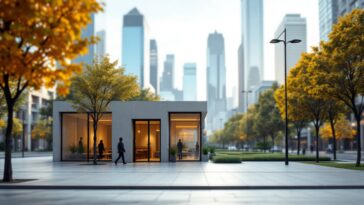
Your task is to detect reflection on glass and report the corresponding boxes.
[134,120,161,162]
[170,113,201,161]
[62,113,88,161]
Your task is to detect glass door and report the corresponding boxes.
[134,120,161,162]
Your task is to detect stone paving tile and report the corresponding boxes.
[1,157,364,187]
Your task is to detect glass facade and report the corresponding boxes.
[170,113,201,161]
[134,120,161,162]
[61,113,112,161]
[183,63,197,101]
[122,8,149,88]
[122,27,144,86]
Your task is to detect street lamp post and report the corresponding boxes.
[270,28,301,166]
[241,90,252,148]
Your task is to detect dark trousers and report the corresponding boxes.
[115,152,126,164]
[178,151,182,160]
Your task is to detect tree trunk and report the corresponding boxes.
[93,118,98,165]
[271,135,275,153]
[355,116,361,167]
[329,118,337,161]
[315,126,320,163]
[3,102,14,182]
[297,130,301,155]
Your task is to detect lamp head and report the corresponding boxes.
[270,39,283,44]
[288,39,301,44]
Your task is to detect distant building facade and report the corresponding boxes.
[183,63,197,101]
[206,31,227,131]
[96,30,106,57]
[122,8,150,88]
[274,14,307,85]
[319,0,363,41]
[73,14,95,66]
[150,39,158,93]
[239,0,264,112]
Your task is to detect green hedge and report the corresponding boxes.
[240,155,331,161]
[215,152,331,162]
[211,155,241,163]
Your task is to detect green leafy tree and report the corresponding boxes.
[289,52,329,162]
[315,9,364,166]
[70,56,139,165]
[254,83,284,151]
[131,88,160,101]
[275,82,309,155]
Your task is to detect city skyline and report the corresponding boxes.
[96,0,320,103]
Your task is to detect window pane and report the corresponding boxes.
[89,114,112,161]
[135,121,149,162]
[149,121,160,162]
[170,113,201,161]
[62,113,88,161]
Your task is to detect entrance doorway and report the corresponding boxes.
[133,120,161,162]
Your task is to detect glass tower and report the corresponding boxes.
[73,14,95,66]
[183,63,197,101]
[150,39,158,93]
[207,31,226,130]
[240,0,264,111]
[122,8,150,88]
[96,30,106,57]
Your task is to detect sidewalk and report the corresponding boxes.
[0,152,52,159]
[1,157,364,188]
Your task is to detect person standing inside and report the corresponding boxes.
[98,140,105,160]
[115,137,126,165]
[177,139,183,160]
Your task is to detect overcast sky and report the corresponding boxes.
[96,0,319,103]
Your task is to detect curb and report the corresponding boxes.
[1,185,364,190]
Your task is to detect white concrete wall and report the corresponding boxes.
[53,101,207,162]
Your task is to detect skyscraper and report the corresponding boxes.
[150,39,158,93]
[338,0,364,16]
[159,54,176,101]
[73,14,95,66]
[239,0,264,112]
[319,0,363,42]
[160,54,174,91]
[274,14,307,85]
[238,43,245,112]
[122,8,150,88]
[96,30,106,57]
[183,63,197,101]
[207,31,226,131]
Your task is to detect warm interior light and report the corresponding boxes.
[175,126,198,128]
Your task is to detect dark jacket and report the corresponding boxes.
[118,142,125,153]
[177,142,183,152]
[98,143,105,152]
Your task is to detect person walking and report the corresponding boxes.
[98,140,105,160]
[115,137,126,165]
[177,139,183,160]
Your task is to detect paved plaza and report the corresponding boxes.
[1,157,364,187]
[1,157,364,204]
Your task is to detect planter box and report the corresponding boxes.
[170,155,176,162]
[201,154,209,162]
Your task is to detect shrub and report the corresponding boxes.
[212,155,241,163]
[209,146,215,154]
[169,146,177,156]
[202,147,208,155]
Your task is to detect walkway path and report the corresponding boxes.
[1,157,364,187]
